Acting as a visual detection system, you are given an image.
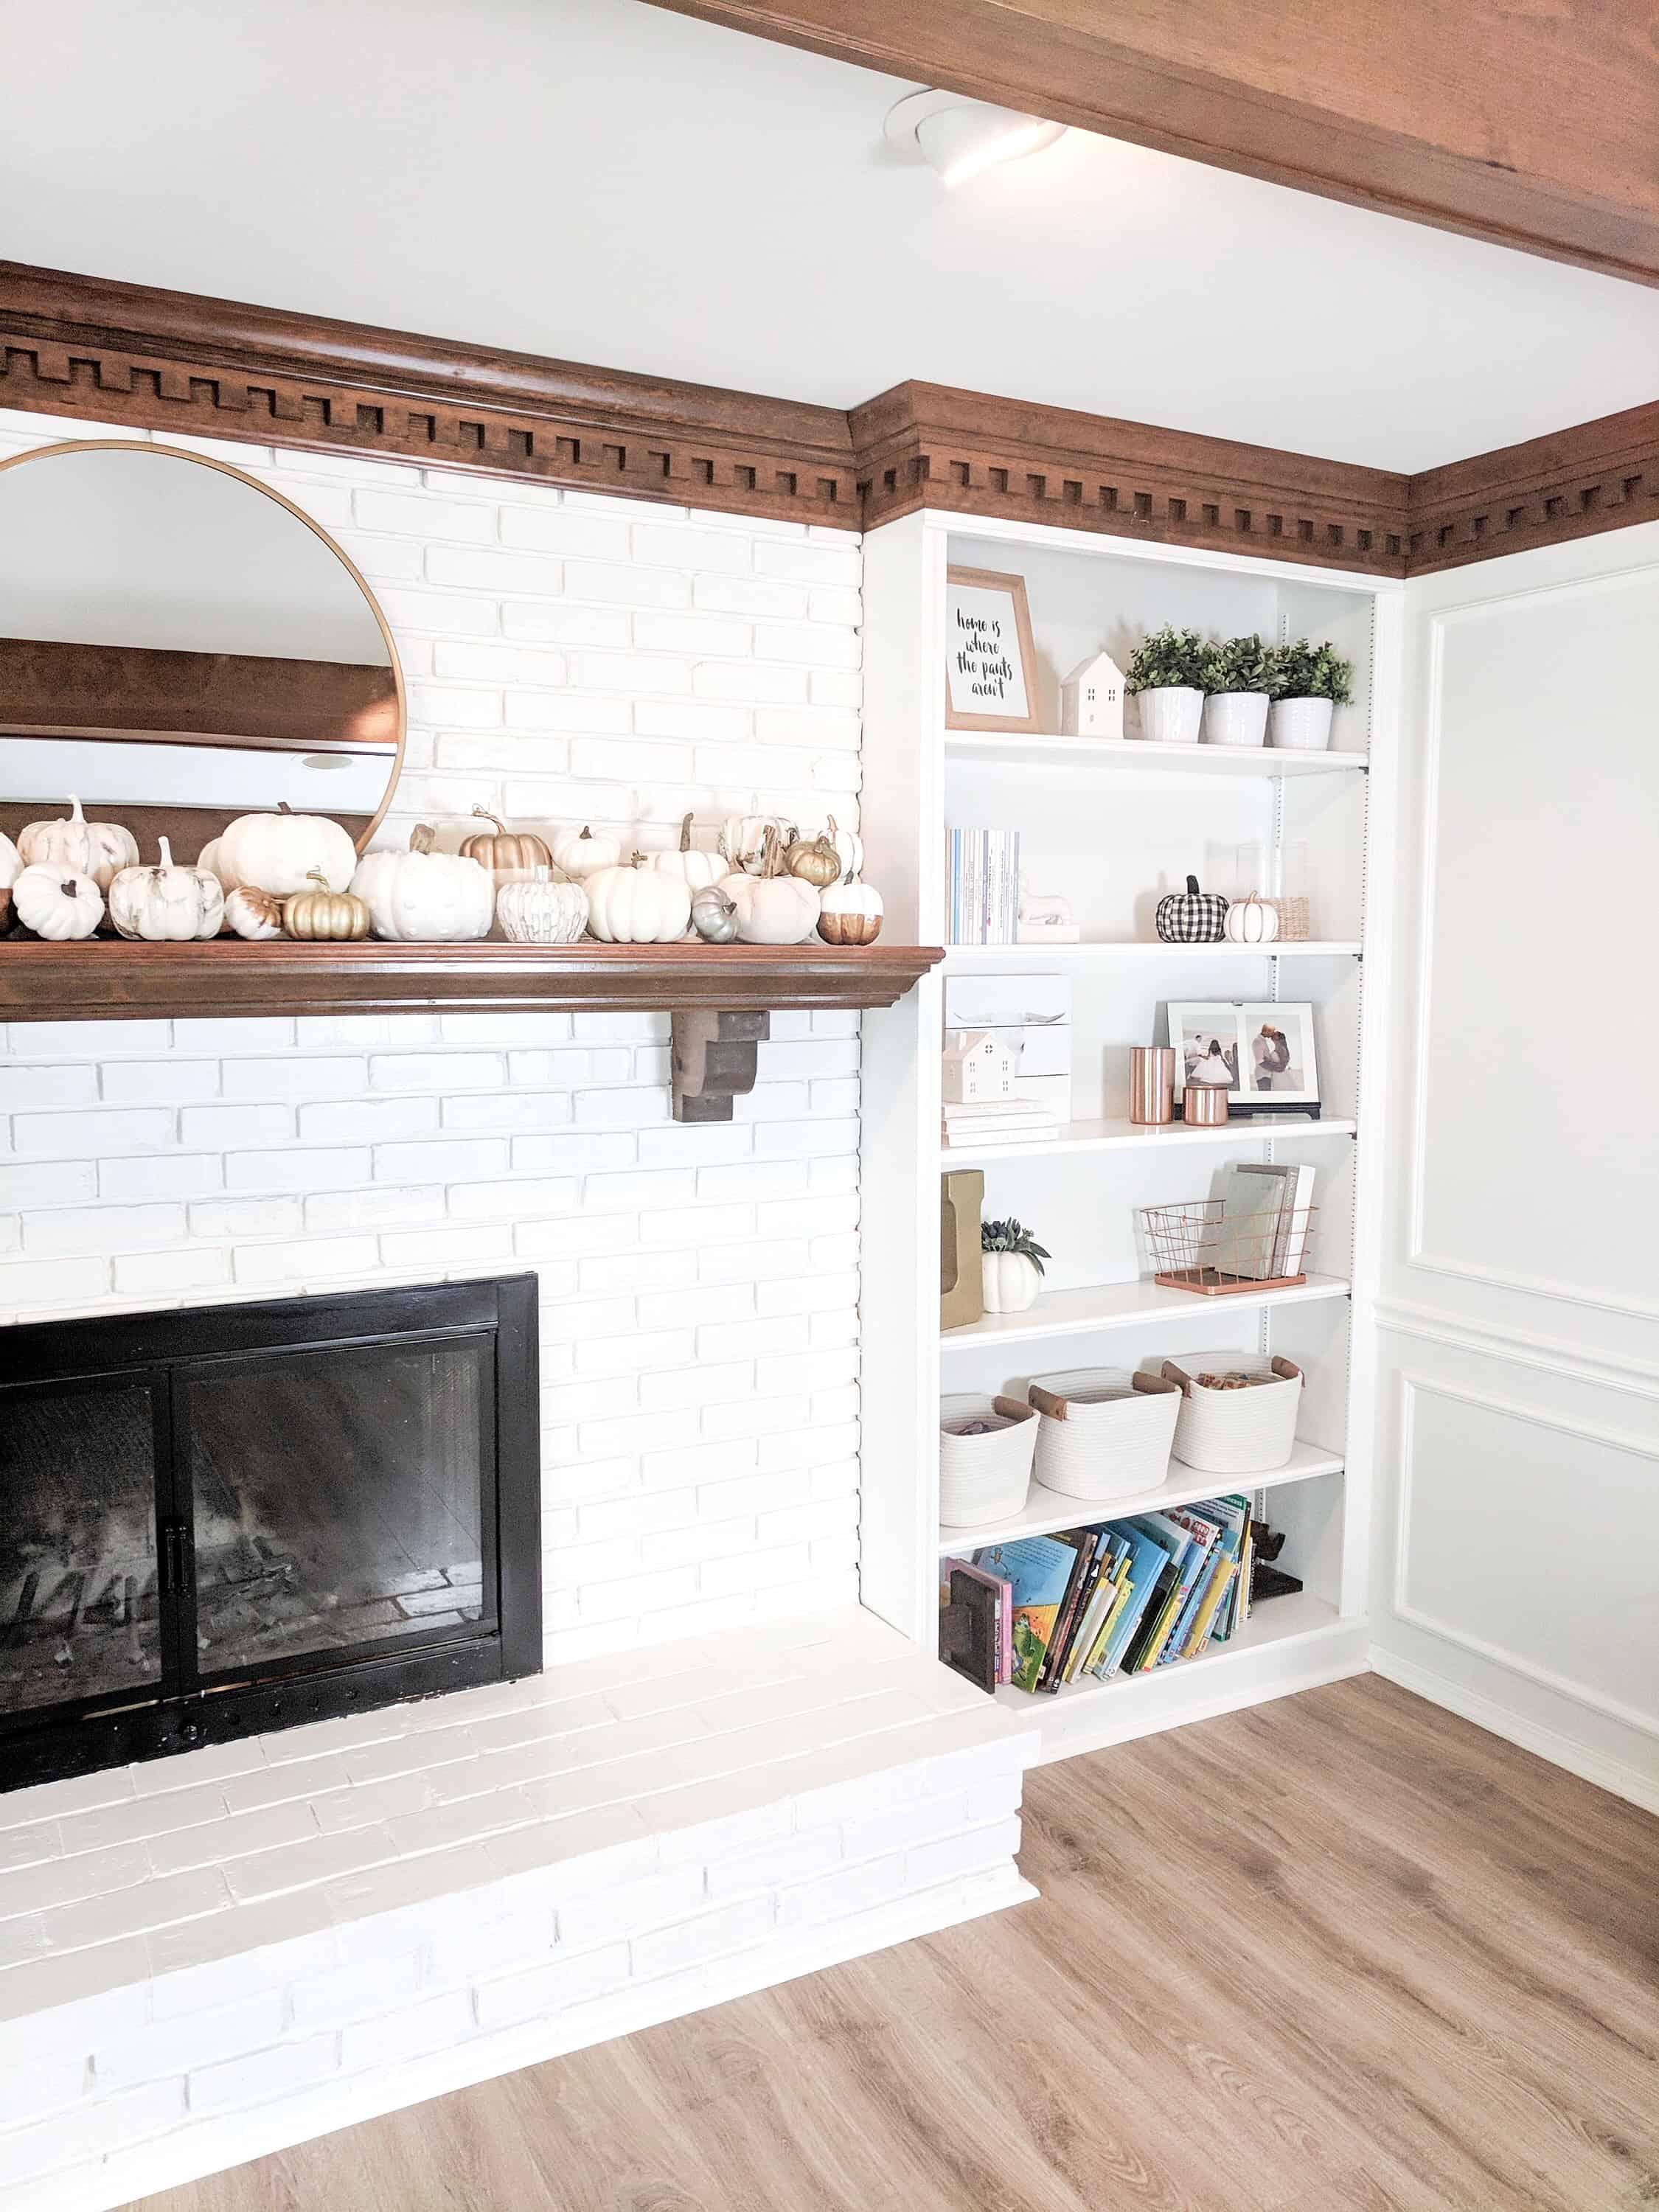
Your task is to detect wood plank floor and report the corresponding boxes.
[135,1675,1659,2212]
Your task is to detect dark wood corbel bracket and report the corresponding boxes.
[671,1009,770,1121]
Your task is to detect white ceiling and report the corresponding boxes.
[7,0,1659,473]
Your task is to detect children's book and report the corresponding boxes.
[974,1534,1083,1693]
[1155,1506,1225,1665]
[1037,1528,1101,1692]
[1122,1512,1208,1673]
[1093,1523,1175,1677]
[1060,1535,1129,1684]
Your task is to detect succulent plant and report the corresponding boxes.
[979,1217,1050,1276]
[1124,625,1206,693]
[1266,637,1354,705]
[1199,632,1273,695]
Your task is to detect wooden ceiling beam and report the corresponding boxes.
[642,0,1659,289]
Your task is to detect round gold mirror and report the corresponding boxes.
[0,439,405,863]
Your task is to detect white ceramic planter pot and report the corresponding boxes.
[982,1252,1042,1313]
[1268,697,1335,751]
[1134,686,1203,745]
[1203,692,1270,747]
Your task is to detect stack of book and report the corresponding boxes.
[942,1097,1062,1148]
[1214,1161,1315,1281]
[945,1493,1259,1694]
[945,827,1020,945]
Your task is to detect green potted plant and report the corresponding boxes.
[1124,626,1206,747]
[1199,632,1273,748]
[1265,638,1354,752]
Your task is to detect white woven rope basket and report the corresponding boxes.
[1163,1354,1302,1476]
[1027,1367,1181,1501]
[939,1392,1037,1526]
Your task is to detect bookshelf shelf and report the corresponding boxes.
[945,731,1368,778]
[857,506,1396,1761]
[991,1590,1343,1714]
[940,1273,1351,1352]
[937,1439,1346,1553]
[942,942,1363,964]
[939,1115,1358,1168]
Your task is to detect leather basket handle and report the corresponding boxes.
[1026,1386,1068,1421]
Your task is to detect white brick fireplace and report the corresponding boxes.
[0,410,1034,2207]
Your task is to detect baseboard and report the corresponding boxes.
[1370,1646,1659,1818]
[31,1863,1035,2212]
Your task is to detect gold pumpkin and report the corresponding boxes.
[458,806,552,888]
[784,831,843,891]
[283,869,369,941]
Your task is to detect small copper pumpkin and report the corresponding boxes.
[283,868,369,941]
[458,805,552,887]
[784,830,843,891]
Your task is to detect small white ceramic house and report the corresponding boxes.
[1060,650,1126,740]
[943,1029,1018,1104]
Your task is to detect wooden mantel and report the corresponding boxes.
[0,939,942,1117]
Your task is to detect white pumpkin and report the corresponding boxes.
[719,813,799,877]
[196,837,224,884]
[550,824,623,882]
[981,1252,1043,1314]
[584,864,691,945]
[215,808,357,897]
[223,886,285,941]
[13,864,103,941]
[0,830,19,929]
[817,878,883,945]
[495,869,589,945]
[18,796,138,894]
[351,830,494,942]
[1223,891,1281,945]
[821,815,863,883]
[108,838,225,942]
[639,813,725,893]
[718,868,820,946]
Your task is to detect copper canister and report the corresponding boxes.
[1129,1046,1176,1125]
[1183,1082,1231,1127]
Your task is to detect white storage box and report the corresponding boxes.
[1163,1354,1303,1476]
[945,973,1071,1030]
[1027,1368,1181,1501]
[939,1393,1038,1526]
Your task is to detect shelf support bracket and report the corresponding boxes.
[671,1009,769,1122]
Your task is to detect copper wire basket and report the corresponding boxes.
[1143,1198,1318,1295]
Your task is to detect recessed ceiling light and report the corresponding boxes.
[884,89,1066,187]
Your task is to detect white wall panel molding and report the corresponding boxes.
[1393,1375,1659,1742]
[1377,1298,1659,1399]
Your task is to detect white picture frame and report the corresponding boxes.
[1168,1004,1246,1101]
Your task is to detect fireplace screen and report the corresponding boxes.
[0,1277,540,1792]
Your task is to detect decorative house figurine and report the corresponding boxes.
[1060,649,1126,740]
[942,1029,1018,1104]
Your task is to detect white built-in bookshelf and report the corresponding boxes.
[858,510,1398,1764]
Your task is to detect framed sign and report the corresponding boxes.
[945,566,1042,734]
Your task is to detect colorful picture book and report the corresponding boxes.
[944,1493,1259,1695]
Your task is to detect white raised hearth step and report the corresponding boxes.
[0,1609,1034,2212]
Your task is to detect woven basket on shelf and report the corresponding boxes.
[1269,895,1310,941]
[1027,1368,1180,1502]
[939,1393,1038,1526]
[1162,1354,1302,1476]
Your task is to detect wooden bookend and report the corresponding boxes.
[939,1168,985,1330]
[670,1009,770,1122]
[939,1568,1001,1697]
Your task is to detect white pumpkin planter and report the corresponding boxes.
[350,830,494,942]
[215,808,358,897]
[13,865,103,941]
[1223,891,1280,945]
[495,869,589,945]
[18,796,138,894]
[550,825,623,883]
[108,839,225,941]
[719,813,799,877]
[583,865,691,945]
[818,879,883,945]
[981,1253,1043,1314]
[638,813,725,894]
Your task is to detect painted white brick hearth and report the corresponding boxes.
[0,1612,1034,2211]
[0,405,866,1666]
